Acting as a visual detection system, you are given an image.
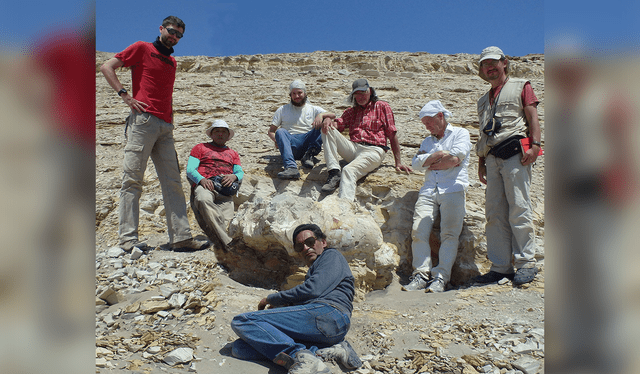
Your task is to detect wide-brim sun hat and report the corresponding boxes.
[206,119,235,140]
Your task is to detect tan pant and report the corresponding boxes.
[118,112,192,245]
[322,127,385,201]
[193,185,234,246]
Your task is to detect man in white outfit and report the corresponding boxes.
[402,100,471,293]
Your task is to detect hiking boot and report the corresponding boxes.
[473,270,514,284]
[401,273,429,291]
[278,167,301,180]
[289,349,331,374]
[119,239,148,252]
[316,340,362,370]
[513,267,538,285]
[171,238,210,252]
[426,277,445,293]
[301,148,318,169]
[321,170,341,193]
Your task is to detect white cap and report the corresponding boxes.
[289,79,306,93]
[206,119,235,140]
[419,100,452,119]
[479,46,505,63]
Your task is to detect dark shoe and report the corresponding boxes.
[473,271,514,284]
[426,277,446,293]
[401,273,429,291]
[316,340,362,370]
[171,238,210,252]
[119,240,148,252]
[278,167,300,180]
[513,267,538,285]
[321,170,341,193]
[301,148,318,169]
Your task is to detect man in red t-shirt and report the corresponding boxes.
[100,16,208,252]
[187,120,243,249]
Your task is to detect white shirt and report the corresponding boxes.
[271,102,326,135]
[411,124,471,196]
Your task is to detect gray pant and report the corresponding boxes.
[193,185,234,246]
[484,154,537,273]
[118,112,192,245]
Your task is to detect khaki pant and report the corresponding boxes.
[322,127,385,201]
[484,154,537,273]
[192,185,234,246]
[118,112,192,245]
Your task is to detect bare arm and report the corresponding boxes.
[267,124,278,148]
[521,104,541,166]
[312,112,336,129]
[388,132,412,173]
[478,156,487,184]
[100,57,148,113]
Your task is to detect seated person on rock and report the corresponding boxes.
[402,100,471,293]
[321,78,412,201]
[230,224,362,374]
[186,120,243,250]
[269,80,335,180]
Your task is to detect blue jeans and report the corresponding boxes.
[275,128,322,169]
[230,303,350,362]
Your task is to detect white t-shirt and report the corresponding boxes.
[271,102,326,135]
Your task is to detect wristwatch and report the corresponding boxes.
[532,140,541,146]
[117,88,128,96]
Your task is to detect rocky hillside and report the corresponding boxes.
[96,50,545,373]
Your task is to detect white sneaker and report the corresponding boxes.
[402,273,429,291]
[289,350,331,374]
[426,277,446,293]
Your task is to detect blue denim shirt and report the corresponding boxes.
[267,248,355,315]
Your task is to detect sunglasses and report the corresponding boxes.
[294,236,317,253]
[165,27,183,39]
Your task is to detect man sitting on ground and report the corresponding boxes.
[269,80,335,180]
[230,223,362,374]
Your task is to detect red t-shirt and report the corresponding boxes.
[490,81,539,108]
[115,41,176,124]
[189,143,241,181]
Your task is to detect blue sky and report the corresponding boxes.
[93,0,544,57]
[4,1,640,58]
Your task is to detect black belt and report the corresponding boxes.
[356,141,390,151]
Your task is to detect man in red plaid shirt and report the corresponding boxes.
[321,79,412,201]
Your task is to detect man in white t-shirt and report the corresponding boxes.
[268,80,335,179]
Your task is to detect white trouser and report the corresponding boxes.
[322,127,385,201]
[411,190,466,283]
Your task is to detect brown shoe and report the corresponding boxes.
[171,238,210,251]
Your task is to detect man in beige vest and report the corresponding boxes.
[473,46,542,285]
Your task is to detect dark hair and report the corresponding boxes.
[350,87,378,107]
[292,224,326,243]
[163,16,186,31]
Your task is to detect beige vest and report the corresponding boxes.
[476,78,529,157]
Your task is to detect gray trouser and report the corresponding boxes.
[193,185,234,246]
[484,154,537,273]
[118,112,192,245]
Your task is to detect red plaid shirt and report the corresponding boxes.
[335,100,397,147]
